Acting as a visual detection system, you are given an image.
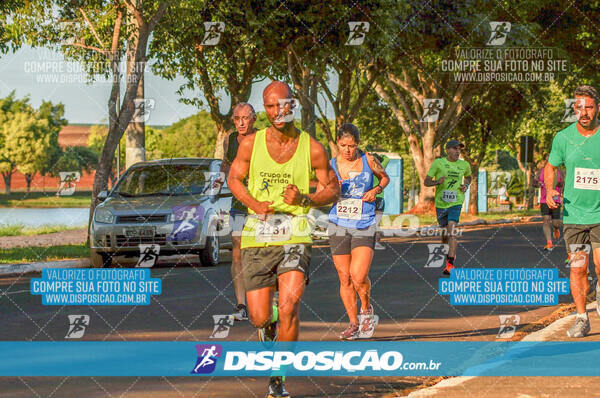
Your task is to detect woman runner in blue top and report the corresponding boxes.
[328,123,389,340]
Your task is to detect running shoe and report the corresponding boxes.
[231,304,248,321]
[374,241,386,251]
[543,243,554,251]
[259,321,278,342]
[596,283,600,317]
[359,304,376,338]
[553,227,560,240]
[443,261,454,275]
[340,323,360,340]
[266,376,290,398]
[566,316,590,338]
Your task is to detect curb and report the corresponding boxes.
[0,258,91,277]
[404,304,586,397]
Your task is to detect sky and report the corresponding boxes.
[0,45,335,126]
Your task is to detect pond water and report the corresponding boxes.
[0,208,89,227]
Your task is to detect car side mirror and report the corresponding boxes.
[98,191,108,201]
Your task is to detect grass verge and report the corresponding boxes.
[385,209,540,227]
[0,191,91,208]
[0,224,85,237]
[0,244,89,264]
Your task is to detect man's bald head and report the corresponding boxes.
[263,81,296,130]
[263,81,293,100]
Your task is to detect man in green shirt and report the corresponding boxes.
[546,85,600,338]
[425,140,472,275]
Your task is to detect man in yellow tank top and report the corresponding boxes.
[228,81,339,397]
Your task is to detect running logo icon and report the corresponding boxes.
[59,21,78,45]
[281,244,304,270]
[169,205,204,242]
[210,315,234,339]
[345,171,369,196]
[358,314,379,339]
[568,244,590,268]
[133,98,155,123]
[57,171,80,196]
[201,22,225,46]
[136,244,160,267]
[346,21,369,45]
[275,98,299,123]
[497,314,520,338]
[259,179,270,195]
[192,344,222,374]
[204,171,226,196]
[424,244,448,268]
[486,22,511,46]
[65,315,89,339]
[420,99,444,122]
[562,98,585,123]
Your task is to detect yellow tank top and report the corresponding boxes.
[241,128,312,248]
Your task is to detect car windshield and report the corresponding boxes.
[112,163,215,197]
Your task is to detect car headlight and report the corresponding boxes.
[95,208,115,224]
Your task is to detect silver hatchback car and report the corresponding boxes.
[90,158,233,267]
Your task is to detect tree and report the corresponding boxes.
[455,85,529,214]
[369,1,538,213]
[50,146,99,178]
[88,124,124,185]
[0,92,32,193]
[0,111,52,194]
[312,2,388,154]
[159,111,219,158]
[11,0,169,231]
[151,0,269,159]
[37,100,68,184]
[0,93,65,193]
[0,1,24,54]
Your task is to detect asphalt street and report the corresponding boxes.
[0,222,579,397]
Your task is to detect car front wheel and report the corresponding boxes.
[90,250,112,268]
[199,224,220,267]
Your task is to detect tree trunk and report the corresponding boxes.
[25,173,32,193]
[469,169,478,215]
[88,24,159,234]
[405,132,436,214]
[2,172,11,195]
[299,77,317,138]
[125,71,145,168]
[526,168,535,210]
[213,123,230,159]
[86,1,167,244]
[125,3,146,168]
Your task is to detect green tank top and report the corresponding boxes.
[241,128,312,248]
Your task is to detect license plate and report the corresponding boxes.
[125,227,155,237]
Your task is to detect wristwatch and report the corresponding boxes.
[375,185,383,194]
[300,195,311,208]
